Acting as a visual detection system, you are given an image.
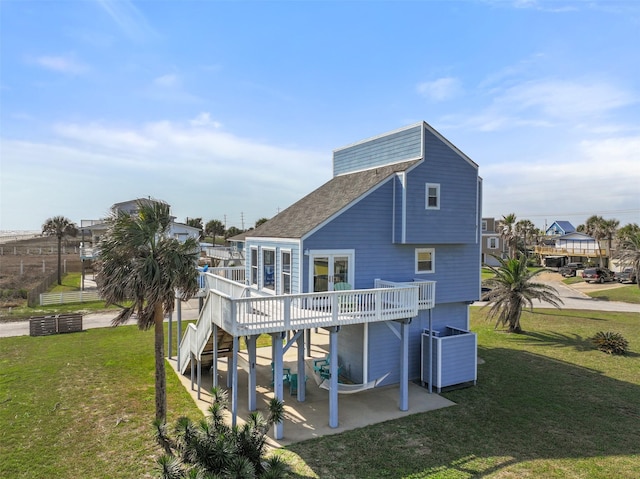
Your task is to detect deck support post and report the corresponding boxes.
[231,336,239,427]
[190,353,195,391]
[329,326,340,428]
[305,329,311,357]
[272,332,286,440]
[212,324,219,388]
[176,299,182,371]
[197,355,202,400]
[297,330,306,402]
[399,319,411,411]
[247,335,257,411]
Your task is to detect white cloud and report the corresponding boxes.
[496,79,636,120]
[190,113,222,128]
[153,74,179,88]
[417,77,462,102]
[0,119,330,229]
[95,0,156,41]
[480,134,640,227]
[32,55,88,74]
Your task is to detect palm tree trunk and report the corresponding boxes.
[154,302,167,424]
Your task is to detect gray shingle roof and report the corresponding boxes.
[247,159,420,239]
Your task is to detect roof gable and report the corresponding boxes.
[546,220,575,235]
[247,159,420,239]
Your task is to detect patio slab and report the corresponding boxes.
[167,328,455,447]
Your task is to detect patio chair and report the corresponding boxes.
[270,363,291,386]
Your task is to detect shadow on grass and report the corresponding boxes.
[284,346,640,478]
[513,330,640,358]
[528,309,609,322]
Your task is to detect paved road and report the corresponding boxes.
[0,299,201,338]
[475,275,640,314]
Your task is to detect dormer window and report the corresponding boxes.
[425,183,440,210]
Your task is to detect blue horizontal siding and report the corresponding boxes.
[333,125,422,176]
[404,127,479,244]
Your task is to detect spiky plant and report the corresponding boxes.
[483,254,563,333]
[155,388,286,478]
[591,331,629,355]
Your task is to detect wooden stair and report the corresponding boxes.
[182,328,234,373]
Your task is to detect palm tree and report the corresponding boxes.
[96,199,200,423]
[483,254,563,333]
[581,215,607,265]
[498,213,518,258]
[615,231,640,288]
[515,218,535,257]
[205,219,225,245]
[42,216,78,285]
[602,218,620,253]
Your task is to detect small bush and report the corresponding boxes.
[590,331,629,355]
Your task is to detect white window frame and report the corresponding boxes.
[488,237,498,249]
[250,247,258,286]
[415,248,435,274]
[425,183,440,210]
[280,249,292,294]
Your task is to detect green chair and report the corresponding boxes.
[270,363,291,386]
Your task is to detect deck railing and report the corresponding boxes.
[534,246,606,257]
[199,283,420,337]
[374,279,436,309]
[180,274,435,367]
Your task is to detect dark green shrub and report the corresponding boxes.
[591,331,629,355]
[155,387,287,478]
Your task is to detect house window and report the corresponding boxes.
[482,220,487,231]
[262,249,275,290]
[415,248,435,274]
[281,250,291,294]
[425,183,440,210]
[250,248,258,285]
[488,237,498,249]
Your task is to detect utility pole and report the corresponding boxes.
[240,212,245,230]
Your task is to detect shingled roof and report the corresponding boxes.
[247,159,420,239]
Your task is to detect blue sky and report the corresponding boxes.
[1,0,639,232]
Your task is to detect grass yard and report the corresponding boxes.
[283,308,640,478]
[1,308,639,478]
[0,323,202,479]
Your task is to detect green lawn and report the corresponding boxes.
[2,309,639,478]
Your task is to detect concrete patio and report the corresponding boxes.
[168,328,456,447]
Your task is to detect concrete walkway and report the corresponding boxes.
[170,328,456,447]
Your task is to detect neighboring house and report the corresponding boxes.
[80,198,200,260]
[481,217,508,266]
[545,220,576,236]
[181,122,481,439]
[535,231,606,267]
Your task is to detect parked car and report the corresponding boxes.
[614,267,637,284]
[559,262,584,277]
[581,267,615,284]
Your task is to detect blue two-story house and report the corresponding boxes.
[179,121,481,439]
